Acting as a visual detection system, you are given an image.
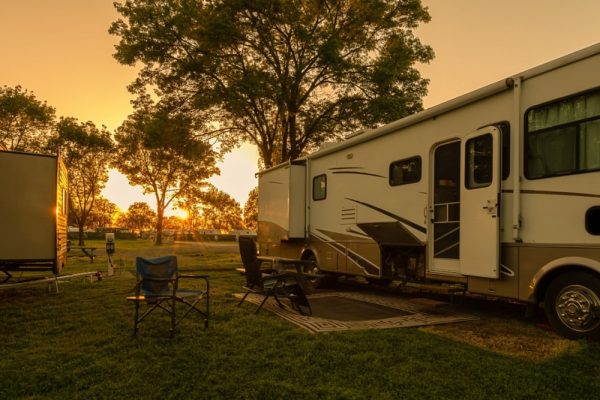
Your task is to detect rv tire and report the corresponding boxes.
[302,253,336,289]
[544,271,600,339]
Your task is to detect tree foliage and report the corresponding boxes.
[243,187,258,231]
[48,118,114,245]
[111,0,434,168]
[177,183,243,232]
[121,202,156,235]
[86,197,118,230]
[114,101,218,245]
[0,85,55,152]
[200,186,244,231]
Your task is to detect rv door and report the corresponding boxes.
[460,126,501,278]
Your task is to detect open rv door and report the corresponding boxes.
[460,126,501,278]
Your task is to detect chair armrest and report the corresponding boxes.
[263,271,299,281]
[178,274,209,279]
[138,277,178,282]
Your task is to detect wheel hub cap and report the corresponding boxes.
[556,284,600,332]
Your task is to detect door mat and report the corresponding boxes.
[234,291,478,333]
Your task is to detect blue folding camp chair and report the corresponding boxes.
[127,256,209,337]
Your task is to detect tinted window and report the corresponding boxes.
[465,134,493,189]
[497,122,510,181]
[389,156,421,186]
[526,90,600,179]
[313,174,327,201]
[586,207,600,235]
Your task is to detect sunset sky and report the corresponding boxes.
[2,0,600,215]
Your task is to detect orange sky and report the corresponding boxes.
[2,0,600,214]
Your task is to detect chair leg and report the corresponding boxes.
[133,300,140,336]
[255,292,271,314]
[237,284,255,307]
[205,282,210,328]
[170,296,177,338]
[272,291,285,309]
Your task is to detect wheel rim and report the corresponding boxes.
[303,255,319,286]
[555,284,600,333]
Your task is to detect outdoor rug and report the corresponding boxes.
[234,291,478,333]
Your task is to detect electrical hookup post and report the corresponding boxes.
[105,233,116,276]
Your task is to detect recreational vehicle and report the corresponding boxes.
[0,150,68,277]
[257,43,600,339]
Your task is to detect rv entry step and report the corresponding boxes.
[398,282,466,303]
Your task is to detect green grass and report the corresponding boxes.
[1,240,600,399]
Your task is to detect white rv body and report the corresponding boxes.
[258,44,600,338]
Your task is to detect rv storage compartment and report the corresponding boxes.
[258,164,306,239]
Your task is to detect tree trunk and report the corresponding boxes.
[155,207,164,246]
[78,222,85,246]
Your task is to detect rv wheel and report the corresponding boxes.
[544,272,600,339]
[302,253,336,289]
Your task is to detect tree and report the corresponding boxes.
[243,187,258,231]
[177,184,243,232]
[0,85,55,152]
[201,187,244,231]
[48,118,114,245]
[86,197,118,230]
[175,184,211,232]
[163,215,185,231]
[114,101,218,245]
[122,202,156,235]
[111,0,434,168]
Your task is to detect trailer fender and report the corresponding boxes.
[528,257,600,302]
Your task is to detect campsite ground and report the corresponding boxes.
[1,240,599,399]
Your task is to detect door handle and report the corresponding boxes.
[482,199,497,215]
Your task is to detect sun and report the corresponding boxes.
[172,208,189,220]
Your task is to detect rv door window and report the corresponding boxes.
[465,134,493,189]
[389,156,421,186]
[313,174,327,201]
[526,89,600,179]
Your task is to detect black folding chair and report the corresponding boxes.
[237,237,311,315]
[127,256,209,337]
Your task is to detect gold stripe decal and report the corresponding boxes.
[502,189,600,199]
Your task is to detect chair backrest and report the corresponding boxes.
[238,237,263,287]
[135,256,178,296]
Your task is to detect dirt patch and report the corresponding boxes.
[323,279,583,361]
[419,318,581,362]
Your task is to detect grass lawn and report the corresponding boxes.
[1,239,600,399]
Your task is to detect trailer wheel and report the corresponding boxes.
[544,271,600,339]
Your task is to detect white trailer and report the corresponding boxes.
[258,43,600,338]
[0,150,69,277]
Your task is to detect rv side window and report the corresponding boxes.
[586,206,600,235]
[465,134,493,189]
[497,122,510,181]
[313,174,327,201]
[389,156,421,186]
[526,89,600,179]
